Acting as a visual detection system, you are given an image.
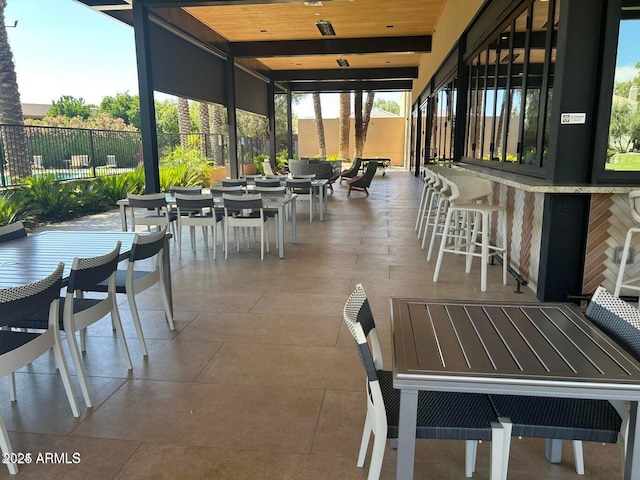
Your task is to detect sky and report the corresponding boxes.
[615,20,640,84]
[4,0,402,118]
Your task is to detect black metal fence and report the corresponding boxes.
[0,124,279,187]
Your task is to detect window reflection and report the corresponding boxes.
[605,17,640,171]
[463,0,558,169]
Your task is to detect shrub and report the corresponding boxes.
[99,173,135,204]
[253,154,268,175]
[0,191,28,226]
[18,174,78,222]
[73,180,111,215]
[160,146,212,187]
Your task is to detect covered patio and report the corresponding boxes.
[1,172,623,478]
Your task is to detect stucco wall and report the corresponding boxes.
[298,117,406,165]
[412,0,484,97]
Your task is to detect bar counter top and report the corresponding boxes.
[454,162,637,193]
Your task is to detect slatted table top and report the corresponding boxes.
[0,231,140,287]
[391,298,640,400]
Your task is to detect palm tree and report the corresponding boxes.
[177,97,190,148]
[211,103,224,165]
[198,101,210,158]
[312,93,326,158]
[338,92,350,161]
[354,90,363,158]
[0,0,29,180]
[353,91,375,158]
[361,91,375,149]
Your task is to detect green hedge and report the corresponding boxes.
[0,165,205,227]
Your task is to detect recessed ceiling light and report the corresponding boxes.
[316,20,336,36]
[337,58,350,67]
[304,1,323,5]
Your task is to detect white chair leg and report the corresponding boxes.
[433,209,454,283]
[0,415,18,474]
[8,373,16,402]
[357,418,373,468]
[367,431,386,480]
[51,338,80,417]
[111,303,132,370]
[265,221,270,253]
[481,212,489,292]
[65,329,93,408]
[416,182,428,232]
[497,418,512,480]
[426,197,446,259]
[212,222,218,260]
[465,440,478,477]
[615,228,636,296]
[177,221,183,258]
[501,210,508,285]
[126,290,149,355]
[572,440,585,475]
[224,222,229,260]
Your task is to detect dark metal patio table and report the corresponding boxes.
[390,298,640,480]
[0,231,172,316]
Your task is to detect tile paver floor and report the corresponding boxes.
[1,169,621,479]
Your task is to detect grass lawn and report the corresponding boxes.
[606,152,640,171]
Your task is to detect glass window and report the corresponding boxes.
[605,16,640,171]
[467,57,481,158]
[494,29,508,162]
[541,0,560,166]
[462,0,558,171]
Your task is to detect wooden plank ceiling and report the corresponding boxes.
[84,0,448,92]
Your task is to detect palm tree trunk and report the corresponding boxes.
[177,97,190,148]
[0,0,30,181]
[312,93,326,158]
[198,102,210,158]
[354,90,363,158]
[361,91,375,150]
[339,92,351,161]
[211,103,224,165]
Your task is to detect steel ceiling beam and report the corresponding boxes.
[231,36,431,58]
[289,79,412,92]
[137,0,319,6]
[271,67,419,82]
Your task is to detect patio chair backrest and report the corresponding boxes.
[0,263,64,327]
[127,193,167,210]
[67,242,121,292]
[253,186,286,194]
[343,283,383,370]
[223,193,263,211]
[222,178,247,188]
[255,179,281,188]
[130,227,169,263]
[210,185,245,197]
[585,286,640,359]
[170,186,202,195]
[262,160,276,177]
[0,221,27,244]
[286,178,312,194]
[343,158,362,177]
[175,193,215,211]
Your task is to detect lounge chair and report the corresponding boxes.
[347,160,378,197]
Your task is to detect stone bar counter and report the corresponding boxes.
[452,163,637,299]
